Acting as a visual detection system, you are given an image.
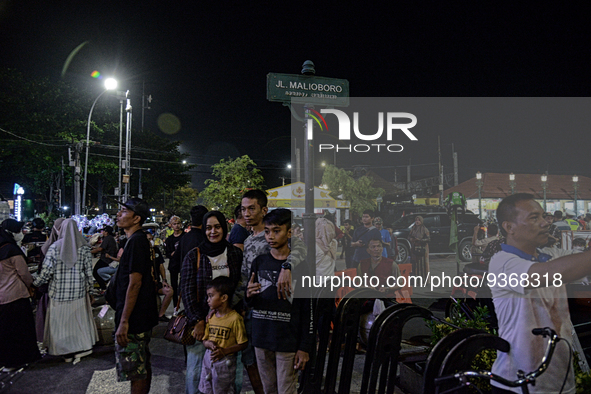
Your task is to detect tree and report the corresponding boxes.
[321,164,384,216]
[0,67,191,213]
[159,184,199,219]
[199,155,265,217]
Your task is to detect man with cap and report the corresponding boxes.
[90,225,118,292]
[113,198,158,394]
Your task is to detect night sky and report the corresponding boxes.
[2,1,590,191]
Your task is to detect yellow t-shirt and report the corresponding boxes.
[203,310,247,350]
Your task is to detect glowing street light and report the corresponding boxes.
[287,164,292,169]
[80,78,118,216]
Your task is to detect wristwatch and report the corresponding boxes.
[281,262,292,270]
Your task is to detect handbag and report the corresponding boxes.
[163,310,196,345]
[163,248,200,345]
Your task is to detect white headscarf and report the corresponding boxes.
[41,218,65,256]
[52,219,88,269]
[315,218,337,260]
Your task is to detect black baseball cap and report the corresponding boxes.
[1,219,24,233]
[122,198,150,223]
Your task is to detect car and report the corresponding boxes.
[389,211,481,263]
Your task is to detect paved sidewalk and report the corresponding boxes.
[4,253,459,393]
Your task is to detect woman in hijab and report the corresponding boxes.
[409,215,430,279]
[0,219,40,371]
[180,210,243,394]
[35,218,65,343]
[315,217,337,279]
[33,219,98,362]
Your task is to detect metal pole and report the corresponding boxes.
[82,89,108,213]
[543,183,547,211]
[453,146,459,186]
[124,98,132,200]
[118,98,123,197]
[303,104,316,278]
[138,168,142,198]
[74,143,82,216]
[478,185,482,219]
[574,184,578,214]
[142,81,145,132]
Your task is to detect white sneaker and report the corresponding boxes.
[74,350,92,359]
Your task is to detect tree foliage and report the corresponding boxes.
[159,184,199,219]
[0,67,190,213]
[321,164,384,216]
[199,155,265,217]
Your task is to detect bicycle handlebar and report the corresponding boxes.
[434,327,560,390]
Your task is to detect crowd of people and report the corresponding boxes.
[3,189,591,394]
[0,190,403,394]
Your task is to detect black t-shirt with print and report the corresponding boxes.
[248,252,314,354]
[114,229,158,333]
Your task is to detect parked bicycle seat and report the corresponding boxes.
[463,262,488,276]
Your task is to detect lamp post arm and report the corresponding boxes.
[82,89,108,213]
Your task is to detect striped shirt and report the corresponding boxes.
[33,244,93,302]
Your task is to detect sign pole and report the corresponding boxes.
[302,60,317,278]
[303,103,316,277]
[266,60,349,279]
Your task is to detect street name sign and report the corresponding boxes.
[267,72,349,107]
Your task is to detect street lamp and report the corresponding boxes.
[509,173,516,195]
[541,174,548,211]
[80,77,118,216]
[476,172,483,219]
[573,175,579,214]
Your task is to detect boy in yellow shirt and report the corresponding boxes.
[200,276,248,394]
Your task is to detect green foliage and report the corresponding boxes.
[37,212,59,226]
[199,155,265,217]
[320,164,384,215]
[426,303,497,392]
[574,353,591,393]
[160,184,199,219]
[0,67,190,212]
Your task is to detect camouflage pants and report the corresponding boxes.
[115,331,152,382]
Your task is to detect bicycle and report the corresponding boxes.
[434,327,570,394]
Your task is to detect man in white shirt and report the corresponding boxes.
[489,193,591,393]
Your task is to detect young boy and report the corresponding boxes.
[246,209,314,394]
[199,276,248,394]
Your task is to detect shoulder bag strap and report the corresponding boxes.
[195,247,200,302]
[174,247,202,309]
